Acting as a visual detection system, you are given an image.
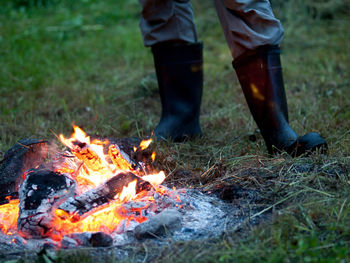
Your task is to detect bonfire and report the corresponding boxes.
[0,125,174,242]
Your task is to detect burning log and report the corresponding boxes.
[0,139,48,204]
[0,125,168,242]
[57,172,151,222]
[108,144,138,171]
[17,168,75,238]
[59,126,140,174]
[70,141,106,172]
[68,140,140,175]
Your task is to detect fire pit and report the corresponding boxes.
[0,125,257,252]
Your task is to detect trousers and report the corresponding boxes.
[139,0,284,59]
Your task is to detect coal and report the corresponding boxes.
[61,232,113,248]
[57,172,151,222]
[17,168,75,238]
[0,139,48,204]
[134,208,182,239]
[90,232,113,247]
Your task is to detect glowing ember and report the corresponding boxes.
[151,152,156,162]
[0,125,167,240]
[139,138,153,150]
[0,199,19,234]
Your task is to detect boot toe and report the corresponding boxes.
[291,132,327,156]
[154,121,202,142]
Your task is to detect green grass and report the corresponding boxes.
[0,0,350,262]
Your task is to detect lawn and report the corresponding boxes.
[0,0,350,262]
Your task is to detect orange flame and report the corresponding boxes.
[0,199,19,234]
[140,138,152,150]
[0,125,167,240]
[142,171,166,186]
[151,152,156,162]
[118,180,137,201]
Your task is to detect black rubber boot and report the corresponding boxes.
[151,42,203,142]
[233,46,327,156]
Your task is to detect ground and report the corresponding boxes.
[0,0,350,262]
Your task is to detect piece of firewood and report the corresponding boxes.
[70,141,105,172]
[0,139,49,204]
[108,144,138,171]
[17,168,75,238]
[69,140,140,174]
[57,172,151,222]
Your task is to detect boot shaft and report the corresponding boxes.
[233,46,297,152]
[151,42,203,141]
[233,46,289,123]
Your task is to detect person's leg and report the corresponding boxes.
[214,0,327,155]
[139,0,203,141]
[139,0,198,46]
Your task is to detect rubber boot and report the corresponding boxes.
[152,42,203,142]
[233,46,327,156]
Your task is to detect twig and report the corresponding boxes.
[200,164,216,178]
[49,129,60,141]
[16,142,30,149]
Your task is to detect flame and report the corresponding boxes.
[59,125,90,148]
[140,138,152,150]
[151,152,156,162]
[0,125,168,240]
[118,180,137,201]
[142,171,166,186]
[52,201,125,236]
[0,199,19,234]
[51,185,153,237]
[108,144,133,171]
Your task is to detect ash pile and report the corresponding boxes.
[0,127,247,251]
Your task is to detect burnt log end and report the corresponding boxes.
[17,168,75,238]
[0,139,49,204]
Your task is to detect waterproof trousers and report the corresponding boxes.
[138,0,284,59]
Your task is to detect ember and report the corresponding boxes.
[0,125,168,241]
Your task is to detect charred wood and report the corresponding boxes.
[57,172,151,222]
[108,144,138,171]
[0,139,49,204]
[108,137,155,174]
[61,232,113,248]
[17,168,75,238]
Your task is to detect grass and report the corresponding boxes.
[0,0,350,262]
